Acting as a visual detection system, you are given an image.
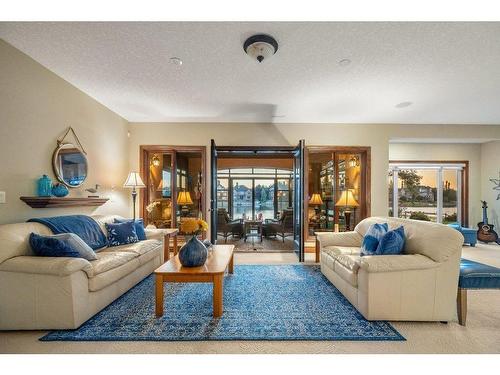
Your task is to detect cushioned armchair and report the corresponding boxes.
[216,208,243,243]
[263,209,294,242]
[316,217,463,322]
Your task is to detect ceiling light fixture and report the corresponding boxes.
[169,57,183,66]
[395,101,413,108]
[339,58,351,66]
[243,34,278,63]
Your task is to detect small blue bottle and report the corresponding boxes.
[37,175,52,197]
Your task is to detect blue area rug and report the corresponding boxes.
[41,265,404,341]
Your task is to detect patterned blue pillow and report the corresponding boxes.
[105,221,139,247]
[29,233,80,258]
[376,226,405,255]
[361,223,388,256]
[114,218,146,241]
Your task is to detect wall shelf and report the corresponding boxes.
[20,196,109,208]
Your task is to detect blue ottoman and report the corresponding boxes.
[448,223,477,247]
[457,259,500,325]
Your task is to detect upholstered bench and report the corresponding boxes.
[448,223,477,246]
[457,259,500,325]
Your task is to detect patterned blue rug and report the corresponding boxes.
[41,265,404,341]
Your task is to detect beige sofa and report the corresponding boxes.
[0,215,168,330]
[317,217,463,322]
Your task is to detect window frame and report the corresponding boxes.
[388,161,469,226]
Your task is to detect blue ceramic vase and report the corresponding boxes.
[37,175,52,197]
[51,183,69,197]
[178,235,208,267]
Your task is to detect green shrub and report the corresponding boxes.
[409,211,431,221]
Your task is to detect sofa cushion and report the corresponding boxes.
[375,226,405,255]
[361,222,388,256]
[114,218,147,241]
[322,246,361,258]
[332,254,361,287]
[88,257,141,292]
[105,221,139,247]
[100,239,161,257]
[31,233,97,261]
[29,233,80,258]
[0,255,92,277]
[87,251,137,277]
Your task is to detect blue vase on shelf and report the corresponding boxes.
[37,175,52,197]
[178,235,208,267]
[51,183,69,197]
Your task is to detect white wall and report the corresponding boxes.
[389,143,482,225]
[0,39,130,224]
[481,141,500,231]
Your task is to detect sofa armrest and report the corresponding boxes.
[357,254,438,273]
[0,256,92,277]
[144,228,171,241]
[316,231,363,248]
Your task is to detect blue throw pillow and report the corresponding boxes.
[29,233,79,258]
[361,223,388,256]
[376,226,405,255]
[29,232,98,260]
[114,218,146,241]
[105,221,139,247]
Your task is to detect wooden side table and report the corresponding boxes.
[243,220,263,242]
[163,228,179,261]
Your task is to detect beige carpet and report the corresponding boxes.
[1,243,499,354]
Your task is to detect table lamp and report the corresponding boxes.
[177,190,193,216]
[309,193,324,225]
[123,172,146,220]
[335,189,359,231]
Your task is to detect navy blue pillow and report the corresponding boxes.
[114,218,146,241]
[376,226,405,255]
[105,221,139,247]
[29,233,80,258]
[361,223,388,256]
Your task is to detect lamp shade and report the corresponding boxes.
[335,189,359,207]
[123,172,145,188]
[177,191,193,205]
[308,193,324,205]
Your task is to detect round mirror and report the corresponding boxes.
[52,143,88,188]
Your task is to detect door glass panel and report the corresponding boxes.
[217,178,229,210]
[398,169,438,222]
[442,169,459,223]
[277,179,290,215]
[232,179,253,220]
[254,179,275,220]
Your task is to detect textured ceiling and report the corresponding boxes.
[1,22,500,124]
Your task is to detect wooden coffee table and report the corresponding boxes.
[154,244,234,318]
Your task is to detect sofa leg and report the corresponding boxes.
[457,288,467,326]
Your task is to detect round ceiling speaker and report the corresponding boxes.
[243,34,278,63]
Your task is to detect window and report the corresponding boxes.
[217,167,293,220]
[388,162,467,225]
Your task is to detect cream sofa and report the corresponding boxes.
[317,217,463,322]
[0,215,168,330]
